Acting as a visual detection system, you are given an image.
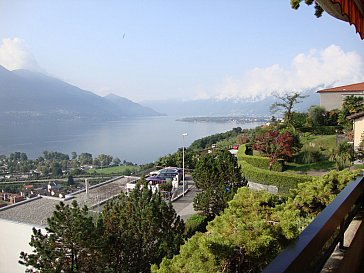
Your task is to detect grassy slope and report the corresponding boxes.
[300,134,337,157]
[286,134,337,173]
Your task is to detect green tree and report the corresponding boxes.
[326,109,340,126]
[78,153,93,165]
[329,142,354,170]
[93,158,101,167]
[102,180,185,273]
[193,150,244,219]
[112,157,121,166]
[291,112,308,129]
[307,105,326,127]
[290,0,324,17]
[153,169,360,273]
[71,152,77,160]
[68,175,75,186]
[97,154,113,168]
[19,201,103,273]
[338,95,364,129]
[270,92,308,128]
[51,162,63,177]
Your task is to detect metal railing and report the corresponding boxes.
[262,175,364,273]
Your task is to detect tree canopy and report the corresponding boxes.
[290,0,324,17]
[152,169,360,273]
[20,181,185,273]
[270,92,308,128]
[253,130,294,169]
[101,180,185,273]
[19,201,103,273]
[193,150,245,219]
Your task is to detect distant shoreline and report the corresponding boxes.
[176,116,269,123]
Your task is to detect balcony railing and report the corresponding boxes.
[263,174,364,273]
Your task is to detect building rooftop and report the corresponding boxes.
[0,176,137,226]
[347,110,364,120]
[317,82,364,93]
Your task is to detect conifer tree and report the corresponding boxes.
[193,150,244,219]
[101,180,185,273]
[19,201,103,273]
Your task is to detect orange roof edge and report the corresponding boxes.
[317,0,364,39]
[330,0,364,40]
[317,82,364,93]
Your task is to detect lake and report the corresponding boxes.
[0,116,263,164]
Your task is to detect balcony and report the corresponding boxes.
[263,174,364,273]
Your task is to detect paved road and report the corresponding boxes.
[172,181,200,221]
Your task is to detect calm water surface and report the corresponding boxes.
[0,116,262,163]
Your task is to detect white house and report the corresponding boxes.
[317,82,364,111]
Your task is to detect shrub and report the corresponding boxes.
[237,145,284,172]
[184,214,208,238]
[152,170,361,273]
[295,145,324,164]
[160,181,173,192]
[239,161,312,193]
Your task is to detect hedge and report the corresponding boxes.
[239,160,313,194]
[237,145,285,172]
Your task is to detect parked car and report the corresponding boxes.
[146,167,182,184]
[146,173,172,184]
[159,167,182,181]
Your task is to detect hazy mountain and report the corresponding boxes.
[141,89,320,117]
[103,93,163,116]
[0,66,163,120]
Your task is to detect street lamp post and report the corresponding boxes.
[182,133,188,196]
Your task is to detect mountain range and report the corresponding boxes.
[0,65,321,120]
[0,65,163,120]
[141,89,320,117]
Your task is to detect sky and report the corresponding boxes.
[0,1,363,102]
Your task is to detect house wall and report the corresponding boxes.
[319,92,343,110]
[353,116,364,148]
[319,92,364,111]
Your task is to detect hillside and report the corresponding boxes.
[0,66,162,120]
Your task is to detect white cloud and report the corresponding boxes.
[0,38,42,72]
[217,45,364,100]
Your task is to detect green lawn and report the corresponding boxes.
[285,161,336,173]
[87,165,140,175]
[300,134,337,156]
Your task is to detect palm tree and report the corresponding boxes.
[330,142,353,170]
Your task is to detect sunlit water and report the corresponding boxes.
[0,116,263,164]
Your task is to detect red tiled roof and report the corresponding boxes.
[317,82,364,93]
